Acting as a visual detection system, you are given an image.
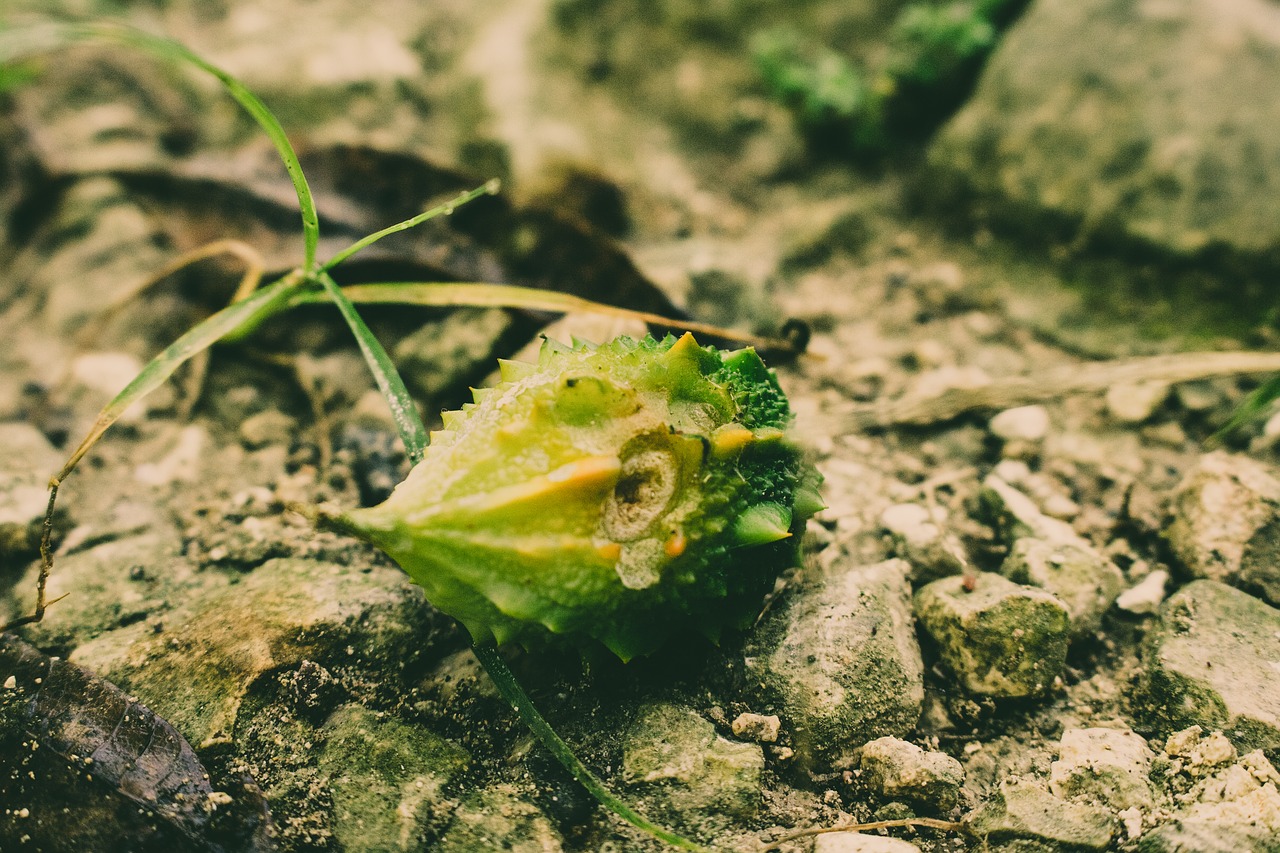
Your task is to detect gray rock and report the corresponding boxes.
[71,557,437,747]
[929,0,1280,261]
[814,833,922,853]
[1166,452,1280,607]
[966,778,1114,851]
[1138,823,1277,853]
[239,409,298,450]
[1105,382,1170,426]
[731,712,781,744]
[7,532,204,651]
[914,573,1070,698]
[880,503,965,582]
[621,702,764,832]
[1000,538,1125,638]
[435,784,562,853]
[858,736,965,814]
[1049,727,1156,811]
[0,422,66,559]
[989,405,1050,444]
[318,704,471,853]
[1136,580,1280,752]
[1116,569,1170,616]
[747,557,924,771]
[980,475,1085,548]
[1140,750,1280,853]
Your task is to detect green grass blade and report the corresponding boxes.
[472,642,715,853]
[0,20,320,270]
[313,270,428,464]
[1212,372,1280,446]
[56,274,304,481]
[290,281,803,354]
[320,180,501,273]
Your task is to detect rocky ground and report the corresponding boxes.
[2,1,1280,851]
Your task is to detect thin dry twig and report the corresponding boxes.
[851,350,1280,428]
[760,817,964,851]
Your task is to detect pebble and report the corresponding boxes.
[1165,452,1280,607]
[622,703,764,830]
[1000,537,1124,638]
[70,351,149,423]
[747,556,924,771]
[989,405,1050,443]
[133,424,207,486]
[813,833,922,853]
[435,784,562,853]
[1115,569,1170,615]
[879,503,965,582]
[731,713,781,744]
[1105,380,1170,424]
[1049,726,1155,810]
[238,409,298,450]
[914,572,1070,698]
[979,474,1085,548]
[1136,580,1280,751]
[0,422,66,557]
[858,736,964,813]
[965,778,1113,851]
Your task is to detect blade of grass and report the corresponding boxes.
[0,273,306,633]
[0,20,320,270]
[290,281,804,354]
[312,270,429,463]
[472,642,715,853]
[320,180,501,273]
[1212,372,1280,446]
[56,274,304,482]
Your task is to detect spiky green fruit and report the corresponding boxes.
[330,333,821,661]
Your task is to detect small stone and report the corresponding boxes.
[1000,538,1125,638]
[1142,750,1280,852]
[1165,452,1280,606]
[318,704,471,853]
[858,736,965,814]
[70,352,148,423]
[133,425,207,486]
[813,833,922,853]
[1105,381,1170,424]
[1136,580,1280,752]
[3,675,15,689]
[909,261,966,316]
[880,503,965,582]
[239,409,297,450]
[914,572,1070,698]
[622,703,764,831]
[908,365,991,401]
[1164,726,1237,772]
[979,474,1086,548]
[1173,380,1223,413]
[71,557,440,747]
[1049,727,1156,811]
[747,556,924,771]
[435,784,561,853]
[0,423,67,557]
[731,713,780,744]
[966,778,1114,850]
[910,339,950,370]
[1116,569,1170,615]
[989,405,1050,443]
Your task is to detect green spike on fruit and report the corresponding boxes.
[326,333,820,661]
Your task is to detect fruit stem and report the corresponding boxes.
[470,641,716,852]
